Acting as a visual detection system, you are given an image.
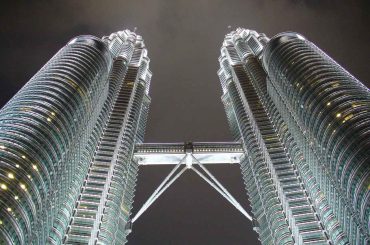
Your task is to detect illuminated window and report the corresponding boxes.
[0,184,7,190]
[20,183,26,190]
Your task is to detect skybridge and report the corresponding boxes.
[127,142,252,233]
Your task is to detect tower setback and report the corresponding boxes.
[0,30,151,244]
[219,28,369,245]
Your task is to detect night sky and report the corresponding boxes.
[0,1,369,244]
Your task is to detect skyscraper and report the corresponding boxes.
[218,28,369,244]
[0,30,151,244]
[0,27,369,245]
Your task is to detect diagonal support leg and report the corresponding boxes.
[131,157,188,223]
[129,152,252,232]
[192,156,252,219]
[190,157,252,221]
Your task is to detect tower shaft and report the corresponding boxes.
[0,30,152,245]
[219,29,369,245]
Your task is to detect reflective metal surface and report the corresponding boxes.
[0,30,152,245]
[134,142,243,165]
[219,28,369,244]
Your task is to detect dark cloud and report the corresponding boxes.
[0,1,369,244]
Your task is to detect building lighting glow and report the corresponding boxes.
[20,184,26,190]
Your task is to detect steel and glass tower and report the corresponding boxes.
[1,27,369,245]
[0,30,151,244]
[219,28,369,244]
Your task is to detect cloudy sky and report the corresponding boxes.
[0,1,369,244]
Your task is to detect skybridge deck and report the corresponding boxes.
[134,142,244,165]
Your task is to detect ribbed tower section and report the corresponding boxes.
[61,31,151,245]
[0,30,151,245]
[263,32,369,244]
[219,28,369,245]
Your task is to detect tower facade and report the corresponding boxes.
[0,30,151,244]
[218,29,369,244]
[0,27,369,245]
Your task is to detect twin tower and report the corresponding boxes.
[0,29,369,244]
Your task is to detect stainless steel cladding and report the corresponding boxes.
[0,30,152,245]
[219,28,369,245]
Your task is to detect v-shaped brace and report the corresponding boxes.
[128,153,252,232]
